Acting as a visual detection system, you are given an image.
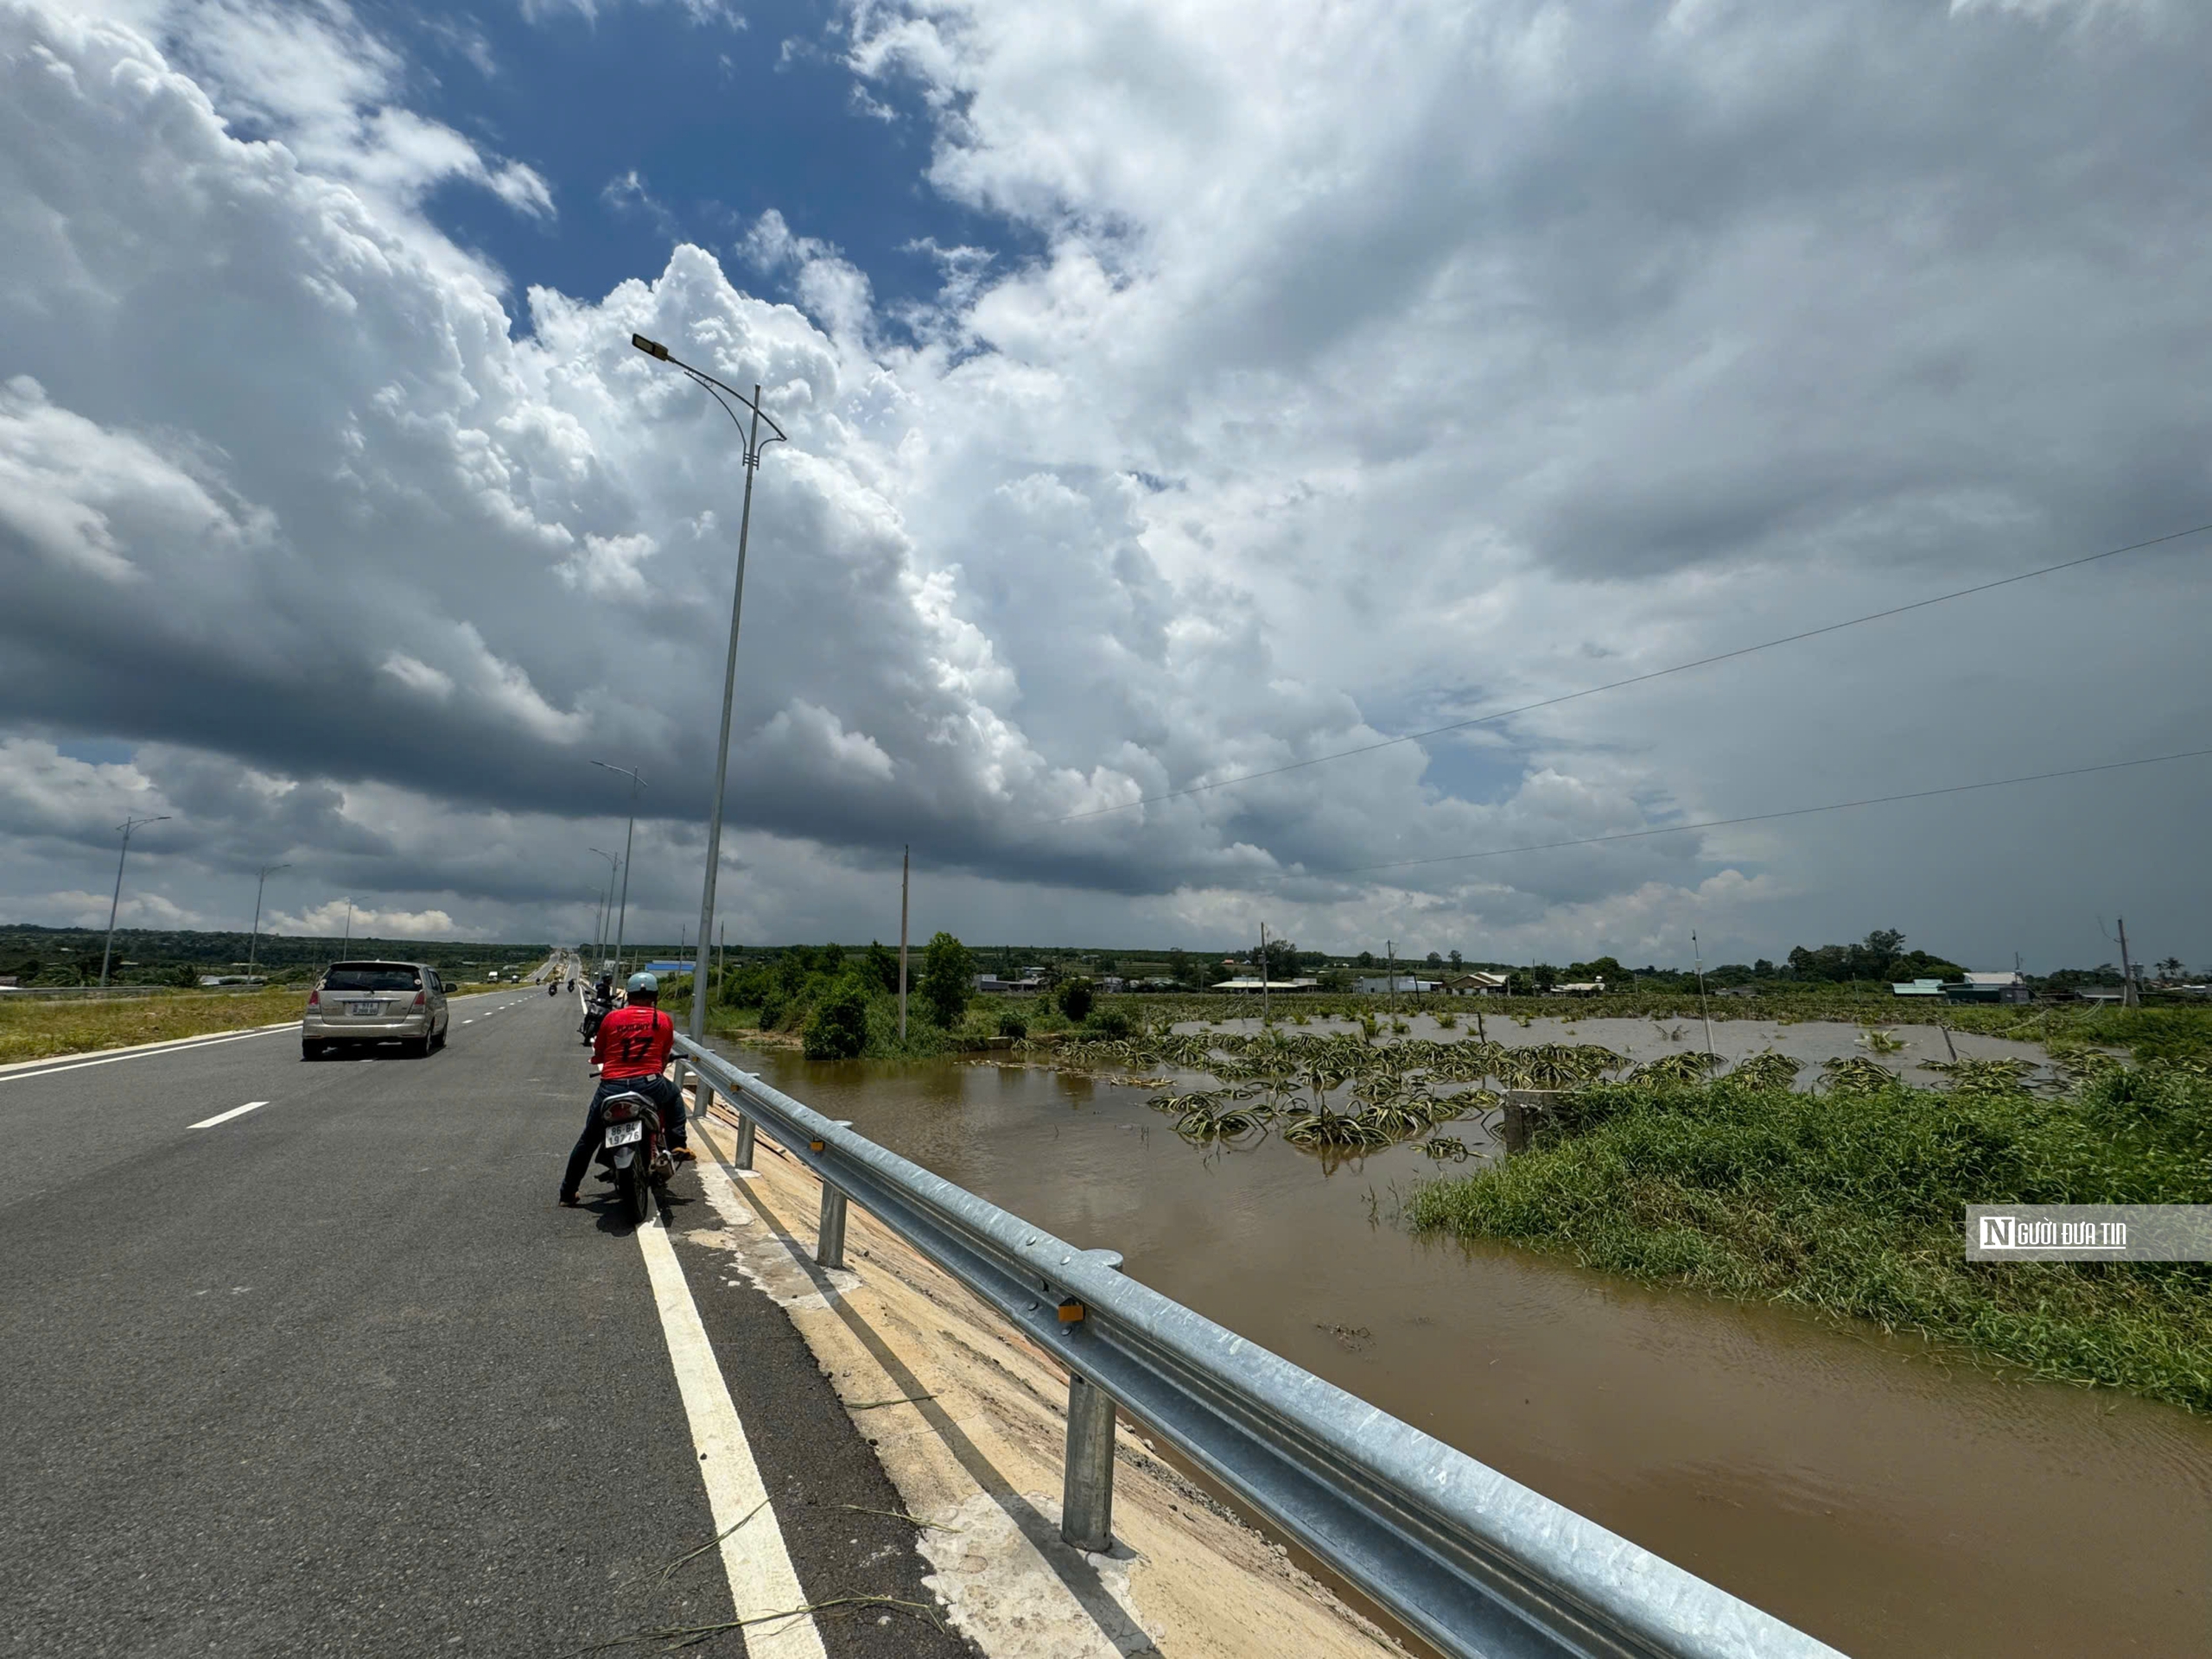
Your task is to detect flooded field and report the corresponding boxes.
[709,1034,2211,1659]
[1171,1010,2059,1087]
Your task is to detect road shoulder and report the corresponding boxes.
[677,1091,1404,1659]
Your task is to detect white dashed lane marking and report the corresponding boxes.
[190,1100,269,1128]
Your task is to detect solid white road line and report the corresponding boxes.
[191,1100,270,1128]
[635,1216,827,1659]
[0,1024,295,1086]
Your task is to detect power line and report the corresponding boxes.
[1323,746,2212,879]
[1058,519,2212,823]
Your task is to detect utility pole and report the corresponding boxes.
[342,901,353,952]
[1386,939,1396,1014]
[99,814,171,988]
[588,848,619,971]
[630,335,787,1048]
[592,761,645,981]
[2117,917,2139,1008]
[1259,921,1270,1025]
[1693,931,1715,1057]
[898,845,910,1042]
[246,861,290,982]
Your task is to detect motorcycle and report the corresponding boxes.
[594,1088,670,1224]
[548,979,559,997]
[580,991,611,1044]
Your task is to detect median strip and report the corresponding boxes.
[190,1100,269,1128]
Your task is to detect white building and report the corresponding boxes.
[1211,976,1320,993]
[1352,975,1440,995]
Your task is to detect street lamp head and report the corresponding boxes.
[632,334,671,361]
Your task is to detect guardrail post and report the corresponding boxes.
[816,1185,848,1268]
[1061,1373,1116,1552]
[732,1112,755,1168]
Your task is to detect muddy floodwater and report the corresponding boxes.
[710,1034,2211,1659]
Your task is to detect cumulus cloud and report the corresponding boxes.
[0,0,2205,965]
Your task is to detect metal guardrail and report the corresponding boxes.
[673,1033,1847,1659]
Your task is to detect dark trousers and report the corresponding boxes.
[561,1072,685,1198]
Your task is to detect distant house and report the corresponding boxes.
[1944,971,2031,1005]
[1890,978,1948,997]
[1549,979,1606,997]
[1352,975,1439,995]
[1442,972,1510,996]
[974,974,1049,995]
[1714,984,1758,999]
[1211,976,1319,993]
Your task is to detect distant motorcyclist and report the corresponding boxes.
[560,973,692,1206]
[579,974,616,1042]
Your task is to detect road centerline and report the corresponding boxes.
[190,1100,270,1128]
[635,1212,827,1659]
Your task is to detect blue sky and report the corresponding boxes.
[365,0,1026,323]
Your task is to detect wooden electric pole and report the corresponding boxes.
[899,845,910,1040]
[2118,916,2139,1007]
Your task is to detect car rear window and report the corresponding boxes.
[325,965,422,991]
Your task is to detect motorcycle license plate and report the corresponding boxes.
[605,1121,645,1147]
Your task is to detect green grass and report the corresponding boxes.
[1403,1066,2212,1410]
[0,985,308,1065]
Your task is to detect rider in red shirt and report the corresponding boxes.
[559,973,692,1206]
[594,995,675,1078]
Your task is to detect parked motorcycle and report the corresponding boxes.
[594,1088,670,1224]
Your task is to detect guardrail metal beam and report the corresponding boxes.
[672,1033,1846,1659]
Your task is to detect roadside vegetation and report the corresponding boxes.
[0,984,308,1065]
[1403,1062,2212,1411]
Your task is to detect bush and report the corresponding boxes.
[1057,977,1095,1022]
[801,978,871,1059]
[1085,1007,1132,1039]
[997,1010,1028,1039]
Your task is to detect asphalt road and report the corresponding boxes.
[2,990,977,1659]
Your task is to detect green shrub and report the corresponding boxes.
[1058,977,1095,1022]
[997,1010,1027,1039]
[1085,1007,1132,1039]
[801,977,870,1059]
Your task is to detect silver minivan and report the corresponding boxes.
[302,960,451,1059]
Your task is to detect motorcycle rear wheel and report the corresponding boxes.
[619,1160,654,1227]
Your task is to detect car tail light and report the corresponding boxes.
[308,988,321,1007]
[412,991,426,1007]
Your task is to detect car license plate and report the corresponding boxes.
[350,1001,385,1016]
[605,1121,645,1147]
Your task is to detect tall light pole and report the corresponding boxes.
[592,762,645,978]
[630,333,787,1042]
[588,847,619,969]
[247,861,290,981]
[99,815,170,988]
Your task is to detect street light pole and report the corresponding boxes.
[99,814,170,988]
[247,862,290,981]
[591,765,645,980]
[629,333,787,1043]
[588,847,619,970]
